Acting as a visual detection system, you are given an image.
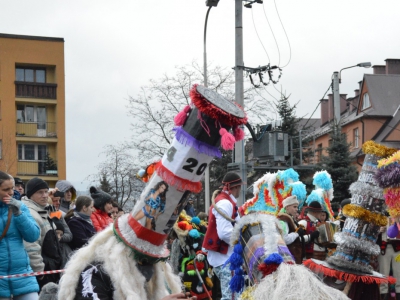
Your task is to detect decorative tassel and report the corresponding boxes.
[219,128,235,150]
[263,253,283,265]
[229,268,245,293]
[205,277,213,288]
[233,126,245,141]
[225,243,244,270]
[174,105,191,126]
[388,223,399,239]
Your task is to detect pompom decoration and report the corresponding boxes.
[229,268,245,293]
[387,223,399,239]
[313,171,333,190]
[263,253,283,265]
[178,221,192,231]
[233,126,245,141]
[375,163,400,189]
[174,105,191,126]
[191,216,201,225]
[189,229,201,239]
[257,262,279,277]
[205,277,213,288]
[362,140,398,158]
[137,169,146,177]
[219,128,235,150]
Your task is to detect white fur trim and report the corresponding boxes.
[117,214,165,255]
[230,213,281,255]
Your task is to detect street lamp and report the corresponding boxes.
[332,62,371,129]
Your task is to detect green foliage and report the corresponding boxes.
[316,124,358,203]
[45,152,57,170]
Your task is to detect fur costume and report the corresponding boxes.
[58,224,182,300]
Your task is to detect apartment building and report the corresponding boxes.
[0,33,66,186]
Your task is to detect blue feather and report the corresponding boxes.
[290,182,307,201]
[313,171,333,190]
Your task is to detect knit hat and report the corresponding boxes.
[221,172,243,189]
[14,177,24,188]
[26,177,49,199]
[282,195,299,208]
[90,186,112,209]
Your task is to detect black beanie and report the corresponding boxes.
[90,186,112,210]
[14,177,25,188]
[26,177,49,199]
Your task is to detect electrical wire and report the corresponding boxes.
[301,82,332,130]
[251,8,270,64]
[273,0,292,68]
[262,2,280,66]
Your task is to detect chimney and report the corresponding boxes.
[321,99,329,125]
[354,89,360,96]
[358,81,363,91]
[373,65,386,75]
[385,59,400,75]
[340,94,347,115]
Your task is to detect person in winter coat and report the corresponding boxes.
[89,187,113,232]
[0,171,40,300]
[47,191,73,269]
[55,180,77,213]
[65,196,96,251]
[22,177,61,289]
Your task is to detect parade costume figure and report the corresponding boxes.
[58,85,246,300]
[304,141,397,300]
[375,148,400,299]
[226,213,349,300]
[170,212,212,300]
[277,195,307,264]
[202,172,242,300]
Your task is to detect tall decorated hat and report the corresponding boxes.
[225,169,348,299]
[114,84,246,264]
[299,170,335,220]
[304,141,397,287]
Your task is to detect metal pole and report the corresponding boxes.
[332,71,341,130]
[290,136,293,167]
[234,0,246,205]
[204,7,211,213]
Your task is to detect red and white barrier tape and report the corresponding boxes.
[0,269,65,279]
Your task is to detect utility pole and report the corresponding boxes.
[234,0,246,205]
[332,71,341,130]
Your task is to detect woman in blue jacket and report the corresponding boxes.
[0,172,40,300]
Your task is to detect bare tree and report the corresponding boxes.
[88,144,145,210]
[126,61,274,164]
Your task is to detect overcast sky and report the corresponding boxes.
[1,0,400,190]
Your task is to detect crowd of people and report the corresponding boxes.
[1,169,400,300]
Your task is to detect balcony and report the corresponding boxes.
[15,81,57,99]
[17,161,58,177]
[16,122,57,138]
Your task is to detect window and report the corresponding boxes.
[353,128,359,148]
[17,105,46,123]
[18,144,47,161]
[316,143,323,162]
[362,93,371,110]
[16,67,46,83]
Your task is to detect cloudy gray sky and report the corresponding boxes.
[1,0,400,190]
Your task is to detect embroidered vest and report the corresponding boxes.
[300,215,318,254]
[202,192,237,255]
